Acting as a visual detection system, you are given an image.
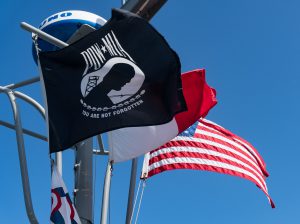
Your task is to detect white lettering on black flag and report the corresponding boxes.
[38,9,187,153]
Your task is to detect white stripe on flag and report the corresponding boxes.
[148,146,267,190]
[172,136,263,175]
[201,118,266,171]
[142,118,275,208]
[195,128,259,164]
[148,157,267,193]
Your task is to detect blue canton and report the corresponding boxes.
[178,121,198,137]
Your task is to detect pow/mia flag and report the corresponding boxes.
[38,9,187,153]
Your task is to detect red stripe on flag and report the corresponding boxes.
[148,150,267,190]
[196,123,264,171]
[143,118,275,208]
[157,138,264,178]
[147,162,274,208]
[200,119,268,176]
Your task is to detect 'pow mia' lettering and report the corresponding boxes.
[81,30,134,76]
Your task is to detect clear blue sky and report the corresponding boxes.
[0,0,298,223]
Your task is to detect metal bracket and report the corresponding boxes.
[121,0,167,21]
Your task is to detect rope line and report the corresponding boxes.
[134,180,146,224]
[129,179,142,224]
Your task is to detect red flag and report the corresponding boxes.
[142,118,275,208]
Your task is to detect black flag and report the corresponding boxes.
[38,9,187,153]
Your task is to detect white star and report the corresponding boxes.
[101,45,107,53]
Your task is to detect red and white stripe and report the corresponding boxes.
[142,118,275,208]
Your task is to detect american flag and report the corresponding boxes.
[141,118,275,208]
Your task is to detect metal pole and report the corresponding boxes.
[55,152,62,175]
[125,158,138,224]
[11,90,63,171]
[20,22,68,48]
[94,135,109,155]
[100,161,112,224]
[97,135,105,152]
[5,76,40,89]
[13,91,45,119]
[74,139,94,224]
[0,86,38,224]
[0,120,47,141]
[121,0,167,21]
[0,88,45,119]
[0,82,62,223]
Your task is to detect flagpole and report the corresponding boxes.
[100,161,113,224]
[20,22,68,48]
[5,76,40,89]
[74,139,94,224]
[55,152,62,175]
[125,158,138,224]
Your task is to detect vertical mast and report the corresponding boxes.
[74,139,94,224]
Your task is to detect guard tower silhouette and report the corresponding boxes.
[85,76,100,96]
